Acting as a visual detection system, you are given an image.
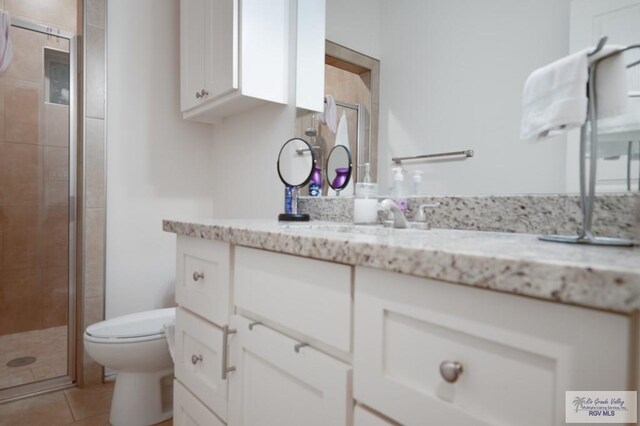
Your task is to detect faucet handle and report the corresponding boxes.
[414,203,440,222]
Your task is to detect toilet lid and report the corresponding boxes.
[86,307,176,340]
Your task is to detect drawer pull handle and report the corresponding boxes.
[192,271,204,282]
[294,342,309,353]
[439,361,463,383]
[248,321,262,331]
[221,325,237,380]
[191,354,203,365]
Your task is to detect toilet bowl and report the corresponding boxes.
[84,307,175,426]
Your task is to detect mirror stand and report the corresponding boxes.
[279,187,310,222]
[277,138,316,222]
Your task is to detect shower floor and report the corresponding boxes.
[0,326,68,390]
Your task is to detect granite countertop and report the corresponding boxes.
[163,219,640,314]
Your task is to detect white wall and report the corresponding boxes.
[106,0,214,318]
[210,104,298,219]
[377,0,571,195]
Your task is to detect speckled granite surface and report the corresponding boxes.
[299,194,639,239]
[163,219,640,314]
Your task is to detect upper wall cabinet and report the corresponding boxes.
[180,0,291,123]
[180,0,326,123]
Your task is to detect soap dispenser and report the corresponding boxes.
[354,163,378,224]
[392,167,407,213]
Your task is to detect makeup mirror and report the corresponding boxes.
[326,145,353,196]
[277,138,316,221]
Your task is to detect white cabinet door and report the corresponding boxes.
[204,0,238,101]
[240,0,289,104]
[234,246,352,354]
[228,315,353,426]
[174,380,226,426]
[180,0,207,111]
[175,308,229,422]
[295,0,325,112]
[176,236,230,327]
[354,267,630,426]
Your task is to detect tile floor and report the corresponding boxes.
[0,326,68,389]
[0,382,173,425]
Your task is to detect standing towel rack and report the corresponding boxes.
[540,37,639,246]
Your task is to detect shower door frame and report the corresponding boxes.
[0,18,78,403]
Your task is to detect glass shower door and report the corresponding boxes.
[0,23,76,399]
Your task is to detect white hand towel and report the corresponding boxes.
[591,46,629,119]
[520,45,628,141]
[0,11,13,73]
[327,111,354,196]
[317,95,337,134]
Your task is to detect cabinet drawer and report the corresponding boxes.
[174,380,225,426]
[228,315,353,426]
[176,236,230,326]
[175,308,228,421]
[354,267,630,426]
[234,247,352,353]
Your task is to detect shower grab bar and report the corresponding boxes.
[392,150,474,164]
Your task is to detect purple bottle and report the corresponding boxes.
[309,166,322,197]
[332,168,350,189]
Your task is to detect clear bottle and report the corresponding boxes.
[391,167,407,213]
[412,170,423,195]
[354,163,379,224]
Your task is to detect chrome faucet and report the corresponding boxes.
[378,199,410,229]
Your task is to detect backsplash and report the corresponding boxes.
[299,194,639,239]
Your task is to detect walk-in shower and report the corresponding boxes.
[0,12,77,402]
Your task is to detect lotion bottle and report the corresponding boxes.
[391,167,407,213]
[412,170,423,195]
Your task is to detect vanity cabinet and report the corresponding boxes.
[353,267,630,426]
[227,315,352,426]
[180,0,290,123]
[171,234,633,426]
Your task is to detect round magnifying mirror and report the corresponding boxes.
[277,138,316,221]
[326,145,353,195]
[277,138,315,188]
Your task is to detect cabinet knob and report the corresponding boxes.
[200,89,209,98]
[439,361,463,383]
[191,354,203,365]
[195,91,202,99]
[192,271,204,282]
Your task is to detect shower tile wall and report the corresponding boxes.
[81,0,106,387]
[0,27,71,336]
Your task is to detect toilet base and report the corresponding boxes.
[110,369,173,426]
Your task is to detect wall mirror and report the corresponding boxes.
[296,0,640,196]
[295,40,379,195]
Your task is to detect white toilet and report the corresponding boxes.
[84,307,176,426]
